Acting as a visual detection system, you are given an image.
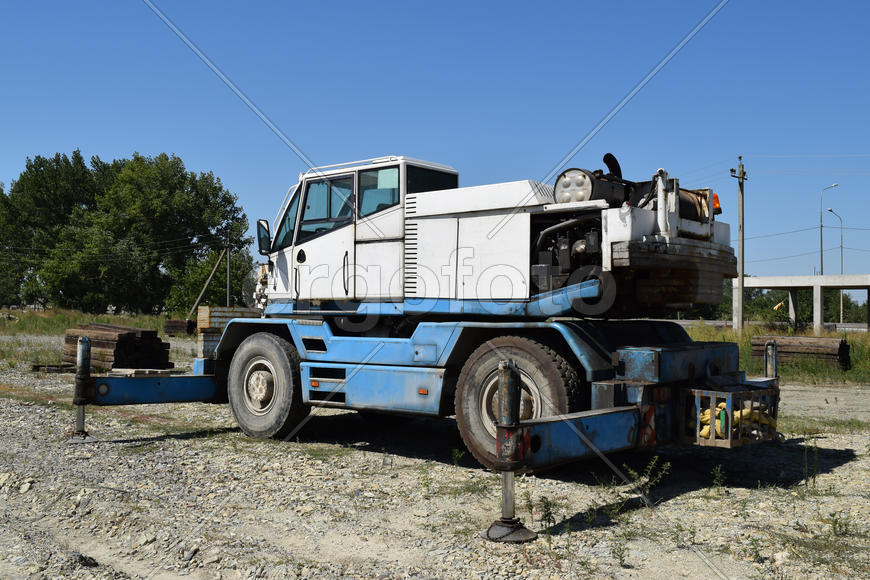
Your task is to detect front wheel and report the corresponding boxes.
[228,333,309,439]
[455,336,579,469]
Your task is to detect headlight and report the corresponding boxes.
[554,168,594,203]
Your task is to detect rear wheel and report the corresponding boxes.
[455,336,579,469]
[228,333,309,439]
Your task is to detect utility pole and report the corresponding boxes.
[827,207,844,323]
[730,157,747,338]
[226,230,231,308]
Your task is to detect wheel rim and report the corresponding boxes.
[242,356,278,416]
[478,367,544,439]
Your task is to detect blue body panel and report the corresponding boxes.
[92,375,219,405]
[617,342,738,383]
[263,279,599,318]
[301,362,444,414]
[218,318,614,382]
[193,357,214,375]
[521,406,639,469]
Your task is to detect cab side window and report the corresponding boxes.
[297,176,354,243]
[358,166,399,217]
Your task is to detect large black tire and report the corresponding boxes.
[228,333,309,439]
[455,336,580,469]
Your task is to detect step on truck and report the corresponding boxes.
[74,154,780,471]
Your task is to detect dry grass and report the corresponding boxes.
[684,321,870,384]
[0,308,166,336]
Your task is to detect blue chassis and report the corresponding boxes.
[85,280,776,469]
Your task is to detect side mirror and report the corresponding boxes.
[256,219,271,256]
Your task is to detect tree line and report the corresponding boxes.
[0,150,254,314]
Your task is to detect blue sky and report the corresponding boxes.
[2,1,869,285]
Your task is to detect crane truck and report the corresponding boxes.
[73,154,779,471]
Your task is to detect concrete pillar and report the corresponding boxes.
[788,289,798,327]
[732,278,739,331]
[813,285,823,335]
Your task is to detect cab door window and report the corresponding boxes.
[297,176,354,243]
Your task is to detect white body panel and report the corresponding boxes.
[410,180,553,218]
[355,241,403,300]
[456,214,529,300]
[404,218,458,299]
[355,204,403,241]
[601,206,655,270]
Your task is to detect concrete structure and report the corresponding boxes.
[733,275,870,334]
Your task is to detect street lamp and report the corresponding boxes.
[819,183,838,274]
[828,207,844,323]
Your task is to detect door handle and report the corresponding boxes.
[342,251,349,296]
[294,266,299,299]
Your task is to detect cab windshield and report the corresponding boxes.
[273,185,300,251]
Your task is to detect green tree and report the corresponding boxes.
[0,182,22,306]
[2,151,251,313]
[165,250,255,315]
[1,150,97,306]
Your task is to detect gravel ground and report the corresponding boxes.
[0,342,868,579]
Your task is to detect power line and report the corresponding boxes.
[732,226,816,243]
[746,245,839,264]
[747,153,870,159]
[0,232,227,253]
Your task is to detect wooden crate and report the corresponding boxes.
[686,384,779,448]
[197,306,259,331]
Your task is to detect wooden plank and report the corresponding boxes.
[84,323,158,339]
[107,368,174,377]
[197,306,259,330]
[30,363,75,373]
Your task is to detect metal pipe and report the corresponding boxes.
[484,360,536,543]
[764,340,778,378]
[501,472,515,520]
[656,169,669,235]
[532,215,599,257]
[498,360,519,519]
[497,360,520,429]
[828,208,844,323]
[73,337,91,435]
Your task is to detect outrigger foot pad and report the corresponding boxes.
[482,518,537,543]
[67,432,99,445]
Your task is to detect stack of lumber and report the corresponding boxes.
[197,306,260,358]
[62,323,173,371]
[750,335,850,370]
[164,318,196,336]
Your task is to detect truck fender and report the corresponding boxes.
[215,319,295,360]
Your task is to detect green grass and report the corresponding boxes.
[0,337,62,368]
[685,322,870,384]
[0,307,168,336]
[299,443,352,461]
[777,414,870,435]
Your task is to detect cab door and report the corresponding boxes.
[269,186,301,299]
[292,174,355,301]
